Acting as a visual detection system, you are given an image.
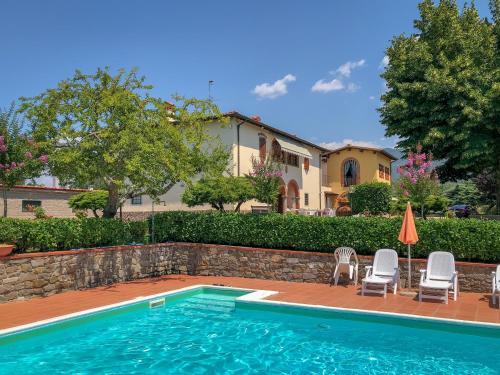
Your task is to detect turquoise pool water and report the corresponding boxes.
[1,287,499,374]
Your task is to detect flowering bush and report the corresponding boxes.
[0,104,49,216]
[248,155,283,210]
[396,144,440,218]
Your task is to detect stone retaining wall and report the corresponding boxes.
[0,243,496,302]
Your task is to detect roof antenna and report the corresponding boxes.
[208,80,214,102]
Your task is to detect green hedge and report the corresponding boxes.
[151,211,500,262]
[3,212,499,262]
[0,218,148,253]
[349,182,392,215]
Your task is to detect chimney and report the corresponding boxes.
[250,115,261,123]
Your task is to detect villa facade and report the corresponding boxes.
[322,145,396,209]
[121,113,397,215]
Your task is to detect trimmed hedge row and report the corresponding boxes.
[0,218,148,253]
[151,211,500,262]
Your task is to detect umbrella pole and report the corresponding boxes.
[407,244,411,290]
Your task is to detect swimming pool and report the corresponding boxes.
[1,286,499,374]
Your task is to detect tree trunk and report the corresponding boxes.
[103,184,119,218]
[2,186,7,217]
[234,202,243,212]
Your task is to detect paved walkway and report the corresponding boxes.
[0,275,498,330]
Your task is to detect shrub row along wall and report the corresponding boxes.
[0,242,495,302]
[0,218,148,253]
[151,212,500,262]
[1,212,498,263]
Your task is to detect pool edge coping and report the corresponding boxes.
[0,284,247,336]
[1,284,499,337]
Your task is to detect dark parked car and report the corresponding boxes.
[448,204,477,218]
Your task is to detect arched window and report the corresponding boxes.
[342,159,359,187]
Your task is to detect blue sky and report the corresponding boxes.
[0,0,492,150]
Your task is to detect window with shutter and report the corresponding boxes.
[304,158,310,171]
[259,135,266,161]
[379,164,384,178]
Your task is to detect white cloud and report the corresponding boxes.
[369,95,376,100]
[313,59,365,94]
[346,83,360,93]
[320,139,381,150]
[311,78,344,93]
[334,59,365,77]
[252,74,296,99]
[379,55,389,69]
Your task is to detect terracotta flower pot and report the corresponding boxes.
[0,244,14,257]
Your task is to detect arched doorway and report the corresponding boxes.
[287,180,300,210]
[277,179,286,213]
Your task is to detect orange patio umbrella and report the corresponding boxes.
[398,202,419,289]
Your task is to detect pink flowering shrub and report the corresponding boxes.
[0,105,49,216]
[396,144,440,218]
[0,135,48,176]
[248,155,283,209]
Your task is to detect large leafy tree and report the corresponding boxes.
[0,103,48,216]
[19,67,229,218]
[380,0,500,212]
[181,176,255,212]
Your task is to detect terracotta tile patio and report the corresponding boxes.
[0,275,498,330]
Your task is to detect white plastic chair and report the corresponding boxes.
[333,247,359,286]
[361,249,400,298]
[419,251,458,304]
[492,265,500,308]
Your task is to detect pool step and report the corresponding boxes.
[178,296,236,314]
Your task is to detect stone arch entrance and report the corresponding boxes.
[287,179,300,210]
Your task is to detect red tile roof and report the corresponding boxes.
[323,144,398,160]
[1,185,91,193]
[225,112,330,152]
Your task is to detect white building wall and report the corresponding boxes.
[234,121,322,211]
[121,118,324,213]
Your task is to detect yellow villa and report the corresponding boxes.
[121,113,397,216]
[322,145,396,210]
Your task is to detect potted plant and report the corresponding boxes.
[0,243,14,257]
[0,223,20,257]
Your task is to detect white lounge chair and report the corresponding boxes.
[333,247,359,286]
[361,249,400,298]
[419,251,458,304]
[492,265,500,308]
